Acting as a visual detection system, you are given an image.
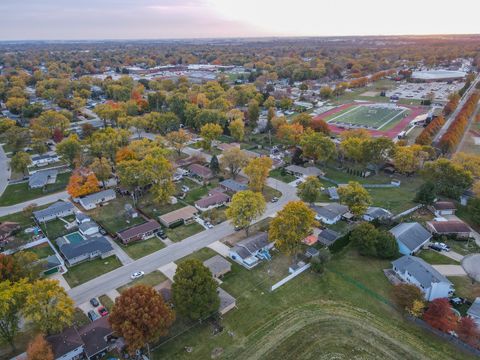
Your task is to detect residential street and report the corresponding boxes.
[67,177,297,304]
[0,145,10,197]
[0,191,69,217]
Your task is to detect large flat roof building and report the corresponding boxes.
[411,70,467,82]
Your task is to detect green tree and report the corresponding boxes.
[226,190,266,235]
[338,181,372,217]
[56,134,82,167]
[293,113,312,128]
[247,100,260,127]
[200,123,223,150]
[422,158,473,199]
[172,259,219,321]
[209,155,220,175]
[220,147,249,179]
[165,129,191,156]
[89,157,112,187]
[10,152,31,176]
[350,222,378,256]
[300,130,336,163]
[110,285,175,354]
[297,176,323,204]
[362,137,395,170]
[375,231,399,259]
[4,127,30,153]
[415,182,437,205]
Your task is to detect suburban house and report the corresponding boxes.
[195,193,230,212]
[79,221,100,237]
[426,220,472,238]
[30,153,60,167]
[217,142,240,152]
[363,207,393,222]
[33,201,75,223]
[78,189,116,210]
[0,221,20,243]
[285,165,324,178]
[317,228,341,246]
[159,206,198,228]
[219,179,248,193]
[47,316,114,360]
[467,298,480,327]
[392,255,454,301]
[312,204,348,225]
[389,222,432,255]
[28,169,58,189]
[229,232,273,269]
[116,220,161,244]
[76,212,91,225]
[188,163,213,184]
[203,255,232,279]
[218,287,237,315]
[430,201,456,217]
[57,236,114,266]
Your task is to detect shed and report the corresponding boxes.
[218,288,236,315]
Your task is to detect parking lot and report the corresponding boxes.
[386,81,464,102]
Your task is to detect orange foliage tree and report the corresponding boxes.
[423,298,457,333]
[67,169,100,198]
[27,334,54,360]
[415,116,446,145]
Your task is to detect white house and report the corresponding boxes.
[195,192,230,212]
[467,298,480,327]
[33,201,75,223]
[78,221,99,237]
[30,153,60,167]
[392,255,454,301]
[430,201,456,217]
[311,204,348,225]
[363,207,393,222]
[78,189,116,210]
[229,233,273,269]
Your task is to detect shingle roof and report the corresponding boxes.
[203,255,231,277]
[433,201,456,211]
[218,287,236,313]
[285,165,323,177]
[59,236,113,260]
[28,169,58,188]
[231,232,269,259]
[188,163,213,179]
[220,179,248,192]
[78,316,113,357]
[33,201,75,221]
[195,193,230,208]
[79,221,99,233]
[318,229,341,245]
[46,327,83,358]
[312,204,348,221]
[158,206,198,226]
[428,221,471,234]
[116,220,161,241]
[468,298,480,318]
[365,207,392,219]
[389,222,431,252]
[79,189,115,206]
[392,255,452,288]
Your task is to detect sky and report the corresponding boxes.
[0,0,479,41]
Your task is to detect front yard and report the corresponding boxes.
[165,222,205,242]
[120,237,166,260]
[117,270,168,293]
[62,255,123,287]
[417,250,459,265]
[269,168,296,183]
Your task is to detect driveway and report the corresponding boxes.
[462,254,480,281]
[208,241,231,257]
[432,265,467,277]
[104,235,133,265]
[440,250,464,262]
[158,262,177,281]
[0,144,10,197]
[0,191,69,217]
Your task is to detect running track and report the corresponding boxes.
[313,102,428,138]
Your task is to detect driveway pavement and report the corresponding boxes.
[208,241,231,257]
[462,254,480,281]
[0,144,10,197]
[0,191,69,217]
[432,265,467,277]
[440,250,464,262]
[158,262,177,281]
[104,235,133,265]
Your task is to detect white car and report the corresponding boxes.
[205,221,214,229]
[181,185,190,193]
[131,271,145,280]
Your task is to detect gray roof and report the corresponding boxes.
[220,179,248,192]
[389,222,432,252]
[59,236,113,260]
[33,201,75,221]
[78,221,99,233]
[218,287,236,312]
[392,255,452,288]
[327,187,339,200]
[285,165,323,177]
[79,189,115,206]
[28,169,58,188]
[467,298,480,318]
[365,207,392,219]
[76,213,91,222]
[318,229,341,245]
[31,153,58,161]
[203,255,231,277]
[231,232,269,260]
[312,204,348,221]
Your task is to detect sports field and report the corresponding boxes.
[326,104,409,131]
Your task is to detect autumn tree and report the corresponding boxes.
[110,285,175,354]
[67,170,100,198]
[165,129,191,156]
[362,137,395,170]
[89,157,112,187]
[292,113,312,128]
[277,123,304,145]
[423,298,457,333]
[220,147,249,179]
[247,99,260,127]
[422,158,473,199]
[457,317,480,347]
[10,152,31,176]
[3,126,30,153]
[392,283,425,314]
[172,259,219,321]
[338,181,372,217]
[56,134,82,167]
[452,152,480,177]
[310,118,330,135]
[269,201,317,261]
[34,110,70,137]
[300,130,336,163]
[26,334,54,360]
[229,118,245,141]
[200,123,223,150]
[393,145,428,174]
[244,157,273,192]
[226,190,266,235]
[88,127,131,164]
[297,176,323,204]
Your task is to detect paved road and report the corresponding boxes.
[434,74,480,143]
[0,144,10,197]
[68,178,297,304]
[0,191,69,217]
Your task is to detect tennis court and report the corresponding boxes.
[64,231,85,244]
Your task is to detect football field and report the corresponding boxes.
[326,104,409,130]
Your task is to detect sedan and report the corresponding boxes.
[131,271,145,280]
[89,298,99,307]
[98,306,109,317]
[205,221,214,229]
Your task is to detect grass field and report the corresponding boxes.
[152,249,473,359]
[63,255,122,287]
[165,222,205,242]
[26,242,55,259]
[417,250,459,265]
[120,236,166,260]
[326,104,409,130]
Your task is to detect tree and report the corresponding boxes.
[247,99,260,127]
[415,182,436,205]
[35,110,70,137]
[392,283,425,312]
[24,279,75,335]
[0,252,41,283]
[148,112,180,135]
[320,86,333,99]
[110,285,175,354]
[310,118,330,135]
[422,158,473,199]
[277,123,304,145]
[229,118,245,141]
[452,152,480,177]
[221,147,249,179]
[297,176,323,204]
[292,113,312,128]
[56,134,82,167]
[172,259,219,321]
[393,145,427,174]
[0,279,30,350]
[269,201,317,261]
[200,123,222,150]
[4,127,30,153]
[423,298,457,333]
[226,190,266,235]
[338,181,372,217]
[244,157,273,192]
[340,137,367,163]
[26,334,54,360]
[350,222,398,258]
[67,170,100,198]
[457,317,480,347]
[375,231,399,259]
[210,155,220,175]
[10,152,31,176]
[89,157,112,187]
[300,130,336,163]
[362,137,395,170]
[165,129,191,156]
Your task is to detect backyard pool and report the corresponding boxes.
[64,231,85,244]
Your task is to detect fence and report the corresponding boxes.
[319,176,400,188]
[392,204,422,220]
[271,263,311,291]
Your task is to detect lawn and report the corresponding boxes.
[26,242,55,259]
[99,294,115,311]
[166,222,205,242]
[117,270,168,293]
[152,248,473,359]
[262,185,282,202]
[87,197,145,234]
[40,217,73,239]
[0,172,70,206]
[63,255,123,287]
[176,247,218,264]
[449,276,480,301]
[269,168,296,183]
[72,308,90,327]
[444,238,480,256]
[120,236,166,260]
[417,250,460,265]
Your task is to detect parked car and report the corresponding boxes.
[434,242,450,251]
[429,243,443,252]
[158,232,168,239]
[99,228,107,235]
[88,310,100,321]
[450,297,465,305]
[131,271,145,280]
[89,298,99,307]
[98,306,109,317]
[205,221,214,229]
[181,185,190,193]
[271,197,279,203]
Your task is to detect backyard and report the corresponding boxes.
[62,255,123,287]
[120,236,166,260]
[25,242,55,259]
[40,215,75,239]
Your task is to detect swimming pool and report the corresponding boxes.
[64,231,85,244]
